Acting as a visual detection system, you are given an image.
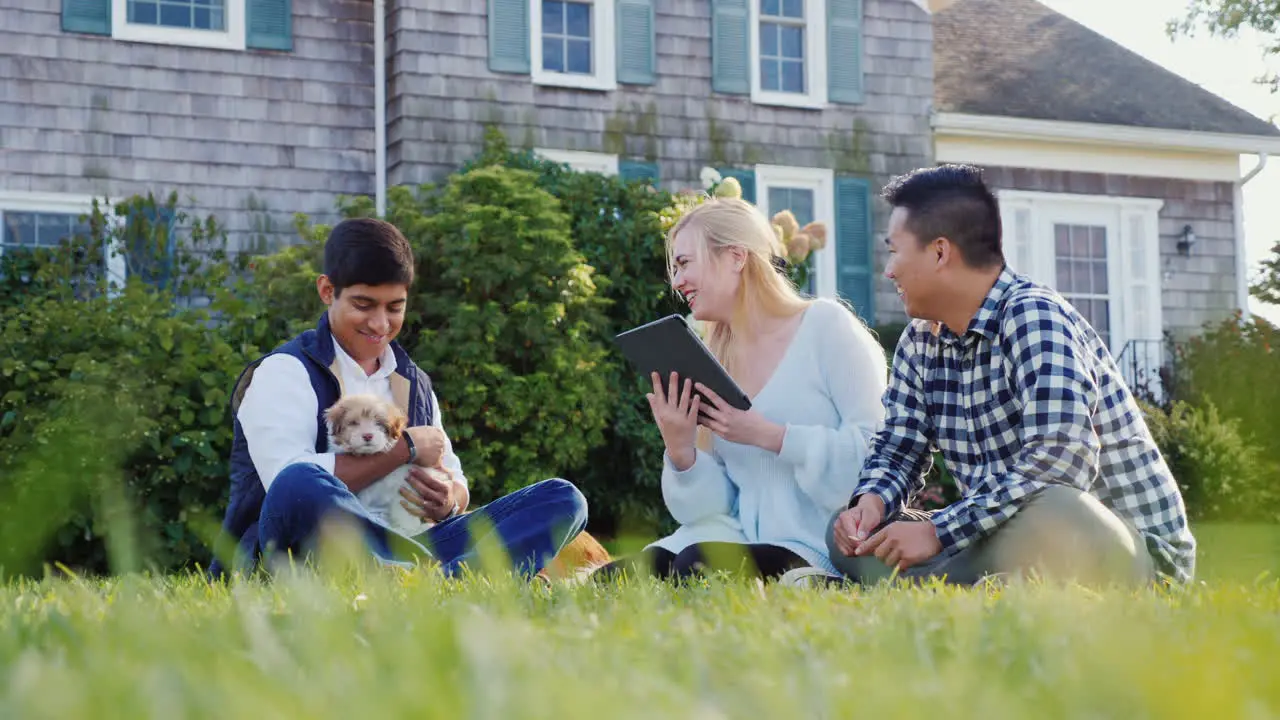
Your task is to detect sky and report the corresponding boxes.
[1037,0,1280,324]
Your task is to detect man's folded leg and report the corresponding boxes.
[825,486,1156,588]
[416,477,589,579]
[257,462,434,570]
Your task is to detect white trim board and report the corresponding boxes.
[934,112,1280,157]
[935,134,1243,183]
[532,148,619,175]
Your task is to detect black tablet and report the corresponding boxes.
[614,314,752,412]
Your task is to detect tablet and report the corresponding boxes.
[614,314,752,412]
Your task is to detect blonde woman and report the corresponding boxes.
[595,197,889,582]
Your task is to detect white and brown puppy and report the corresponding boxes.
[324,393,449,537]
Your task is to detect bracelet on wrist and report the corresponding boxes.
[403,433,417,463]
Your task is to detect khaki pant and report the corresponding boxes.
[825,485,1156,588]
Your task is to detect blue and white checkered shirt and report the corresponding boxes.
[853,268,1196,583]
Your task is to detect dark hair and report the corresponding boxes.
[880,164,1003,269]
[323,217,415,294]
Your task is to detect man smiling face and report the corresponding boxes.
[317,277,407,375]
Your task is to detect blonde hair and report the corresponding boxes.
[665,197,813,450]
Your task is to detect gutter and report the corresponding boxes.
[1234,152,1269,320]
[374,0,387,217]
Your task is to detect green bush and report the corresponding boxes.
[463,129,687,536]
[1172,313,1280,470]
[389,164,613,500]
[0,194,286,576]
[1141,400,1279,523]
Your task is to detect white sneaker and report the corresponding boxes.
[778,566,844,588]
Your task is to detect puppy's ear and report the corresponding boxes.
[324,401,347,430]
[386,405,409,438]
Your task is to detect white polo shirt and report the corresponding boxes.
[236,335,468,491]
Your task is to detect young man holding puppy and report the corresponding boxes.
[825,165,1196,588]
[210,217,589,579]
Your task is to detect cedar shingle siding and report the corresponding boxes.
[2,0,375,252]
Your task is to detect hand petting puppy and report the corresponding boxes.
[403,425,447,468]
[399,465,457,523]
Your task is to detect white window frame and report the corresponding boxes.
[112,0,246,51]
[533,148,619,176]
[530,0,617,91]
[996,189,1165,371]
[749,0,828,109]
[755,164,835,298]
[0,190,127,292]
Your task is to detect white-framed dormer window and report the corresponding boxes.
[112,0,246,51]
[756,164,835,297]
[533,148,619,176]
[0,191,127,292]
[750,0,827,109]
[530,0,616,91]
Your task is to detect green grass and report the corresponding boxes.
[2,523,1279,719]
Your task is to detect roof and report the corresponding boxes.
[933,0,1280,138]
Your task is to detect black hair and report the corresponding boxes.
[323,217,415,295]
[880,164,1003,269]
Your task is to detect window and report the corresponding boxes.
[1054,223,1112,348]
[112,0,245,49]
[533,148,619,176]
[756,165,835,297]
[997,190,1165,396]
[759,0,806,94]
[530,0,616,90]
[749,0,827,108]
[0,191,126,291]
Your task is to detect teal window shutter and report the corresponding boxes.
[711,0,749,95]
[828,0,864,104]
[835,176,875,322]
[62,0,110,35]
[716,168,756,204]
[489,0,531,74]
[617,0,655,85]
[619,160,659,185]
[247,0,292,51]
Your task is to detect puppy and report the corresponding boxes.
[324,393,444,538]
[324,393,613,580]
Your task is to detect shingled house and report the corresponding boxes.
[3,0,936,325]
[3,0,1278,363]
[931,0,1280,396]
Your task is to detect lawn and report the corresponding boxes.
[2,522,1278,719]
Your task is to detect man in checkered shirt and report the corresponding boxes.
[826,164,1196,587]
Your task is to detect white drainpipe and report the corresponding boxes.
[374,0,387,217]
[1234,152,1268,320]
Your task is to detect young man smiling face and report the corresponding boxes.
[317,277,407,375]
[314,217,415,376]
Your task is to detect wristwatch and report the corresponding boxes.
[441,500,460,521]
[403,432,417,463]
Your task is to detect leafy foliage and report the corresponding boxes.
[1141,400,1279,523]
[395,163,613,499]
[463,128,686,535]
[1250,240,1280,307]
[1168,0,1280,92]
[0,194,280,576]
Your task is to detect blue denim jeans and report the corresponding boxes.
[257,462,589,578]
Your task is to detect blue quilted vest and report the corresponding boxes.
[209,312,434,577]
